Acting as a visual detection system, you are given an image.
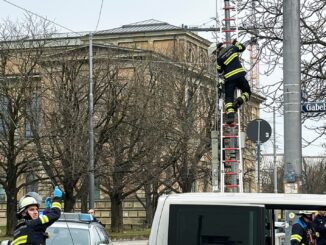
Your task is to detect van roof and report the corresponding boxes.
[161,192,326,209]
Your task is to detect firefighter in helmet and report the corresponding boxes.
[208,39,252,124]
[12,186,62,245]
[291,210,316,245]
[313,210,326,244]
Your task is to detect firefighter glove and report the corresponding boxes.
[53,186,62,198]
[45,197,52,210]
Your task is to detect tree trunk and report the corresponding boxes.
[64,188,76,212]
[6,159,18,236]
[6,189,17,236]
[179,167,194,193]
[80,191,88,213]
[80,181,88,213]
[144,183,159,228]
[110,192,123,232]
[182,181,193,193]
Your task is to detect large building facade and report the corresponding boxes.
[0,19,264,228]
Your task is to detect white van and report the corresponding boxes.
[148,192,326,245]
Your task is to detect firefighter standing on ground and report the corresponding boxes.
[291,211,316,245]
[313,210,326,244]
[209,39,252,124]
[12,186,62,245]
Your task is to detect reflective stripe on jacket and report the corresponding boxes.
[13,200,61,245]
[216,42,246,81]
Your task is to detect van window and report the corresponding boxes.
[168,204,264,245]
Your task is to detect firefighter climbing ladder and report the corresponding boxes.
[218,0,243,193]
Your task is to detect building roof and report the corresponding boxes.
[96,19,182,35]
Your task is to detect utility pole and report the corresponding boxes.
[273,107,277,193]
[283,0,302,193]
[211,0,221,193]
[88,33,95,208]
[211,131,219,192]
[256,121,261,193]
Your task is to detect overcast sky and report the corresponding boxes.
[0,0,324,156]
[0,0,217,40]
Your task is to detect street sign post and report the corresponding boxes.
[247,119,272,144]
[302,101,326,113]
[246,119,272,193]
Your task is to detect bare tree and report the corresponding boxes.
[237,0,326,145]
[96,53,174,231]
[302,157,326,194]
[32,44,127,211]
[34,45,89,211]
[159,47,216,193]
[260,158,284,193]
[0,15,56,235]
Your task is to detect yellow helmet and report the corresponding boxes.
[17,196,39,216]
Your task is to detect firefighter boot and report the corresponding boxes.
[225,102,235,124]
[233,92,250,111]
[233,97,244,112]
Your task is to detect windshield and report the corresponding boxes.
[46,227,90,245]
[168,204,264,245]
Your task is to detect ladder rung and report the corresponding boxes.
[224,172,238,175]
[223,135,238,138]
[223,147,239,150]
[224,159,239,163]
[223,123,239,126]
[223,6,236,10]
[225,184,239,188]
[223,30,236,33]
[223,18,235,21]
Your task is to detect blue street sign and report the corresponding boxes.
[302,102,326,113]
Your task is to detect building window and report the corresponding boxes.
[26,173,38,193]
[25,92,41,138]
[187,48,194,63]
[191,181,197,192]
[0,96,9,137]
[0,185,5,201]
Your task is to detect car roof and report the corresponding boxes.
[47,212,103,230]
[48,220,92,229]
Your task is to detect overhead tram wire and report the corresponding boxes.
[95,0,104,32]
[2,0,77,34]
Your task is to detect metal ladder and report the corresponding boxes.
[218,0,243,193]
[219,105,243,192]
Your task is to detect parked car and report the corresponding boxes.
[1,213,111,245]
[46,212,112,245]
